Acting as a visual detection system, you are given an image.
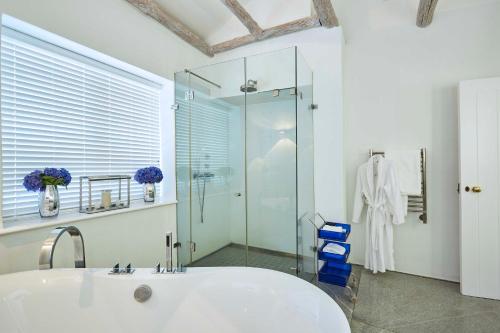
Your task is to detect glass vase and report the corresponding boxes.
[143,183,155,202]
[38,185,60,217]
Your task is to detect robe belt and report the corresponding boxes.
[366,201,385,251]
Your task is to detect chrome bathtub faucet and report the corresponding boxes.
[152,232,174,274]
[39,226,86,270]
[152,232,186,274]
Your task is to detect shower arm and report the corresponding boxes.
[184,69,221,89]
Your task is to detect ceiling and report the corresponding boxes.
[435,0,500,12]
[156,0,312,44]
[153,0,500,46]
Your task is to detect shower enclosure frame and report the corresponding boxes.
[174,47,315,278]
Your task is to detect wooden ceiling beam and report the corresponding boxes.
[211,35,256,54]
[417,0,439,27]
[212,16,321,54]
[220,0,263,37]
[126,0,335,56]
[126,0,214,57]
[311,0,339,28]
[260,15,321,40]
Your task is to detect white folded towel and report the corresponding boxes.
[322,225,346,233]
[385,150,422,195]
[323,243,346,255]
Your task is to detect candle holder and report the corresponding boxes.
[79,175,131,214]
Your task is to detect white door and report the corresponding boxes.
[459,77,500,300]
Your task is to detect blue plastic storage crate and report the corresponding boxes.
[318,264,352,287]
[318,222,351,242]
[318,241,350,263]
[323,260,352,271]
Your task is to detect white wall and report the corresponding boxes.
[340,0,500,281]
[0,0,209,274]
[245,98,297,254]
[0,0,208,79]
[0,204,177,274]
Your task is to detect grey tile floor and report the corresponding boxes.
[189,244,361,319]
[351,269,500,333]
[189,244,298,274]
[190,245,500,332]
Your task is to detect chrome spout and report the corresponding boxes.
[39,226,86,270]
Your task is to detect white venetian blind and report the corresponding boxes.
[1,27,161,218]
[175,88,230,188]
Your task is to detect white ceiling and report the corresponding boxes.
[435,0,500,12]
[156,0,312,44]
[155,0,500,45]
[156,0,245,43]
[377,0,500,13]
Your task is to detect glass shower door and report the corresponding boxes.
[296,50,316,281]
[175,70,192,266]
[176,59,247,266]
[176,47,314,275]
[245,48,298,273]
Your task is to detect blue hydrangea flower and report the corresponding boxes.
[23,168,72,192]
[23,170,43,192]
[59,168,72,186]
[43,168,61,179]
[134,166,163,184]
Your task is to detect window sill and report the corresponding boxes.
[0,197,177,236]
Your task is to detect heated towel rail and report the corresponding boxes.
[368,148,427,224]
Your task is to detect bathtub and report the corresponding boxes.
[0,267,350,333]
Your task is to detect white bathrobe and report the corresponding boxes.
[352,155,405,273]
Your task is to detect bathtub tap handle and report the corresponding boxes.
[109,262,121,274]
[125,263,134,274]
[109,262,135,275]
[153,262,165,274]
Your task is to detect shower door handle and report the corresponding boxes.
[234,193,242,197]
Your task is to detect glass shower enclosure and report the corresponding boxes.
[175,47,315,279]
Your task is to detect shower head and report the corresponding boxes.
[240,79,257,93]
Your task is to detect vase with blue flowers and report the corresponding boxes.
[23,168,72,217]
[134,166,163,202]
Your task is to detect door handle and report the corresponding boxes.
[465,186,482,193]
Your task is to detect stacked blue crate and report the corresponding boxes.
[317,221,352,287]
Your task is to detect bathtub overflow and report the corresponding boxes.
[134,284,152,303]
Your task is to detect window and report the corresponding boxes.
[0,17,172,218]
[175,91,231,188]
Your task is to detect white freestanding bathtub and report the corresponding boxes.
[0,267,350,333]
